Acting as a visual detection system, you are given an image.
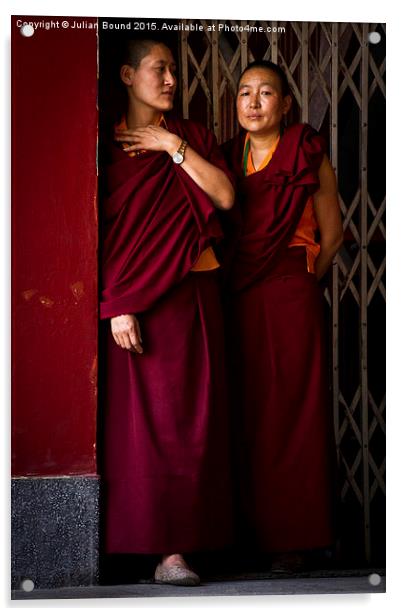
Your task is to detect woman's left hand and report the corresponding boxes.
[114,126,181,155]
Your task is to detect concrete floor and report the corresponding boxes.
[12,569,385,600]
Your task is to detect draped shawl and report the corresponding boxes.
[222,123,326,291]
[100,117,232,318]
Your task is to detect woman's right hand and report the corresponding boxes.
[110,314,143,354]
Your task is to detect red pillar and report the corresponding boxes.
[12,16,98,477]
[11,15,99,589]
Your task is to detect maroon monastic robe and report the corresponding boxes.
[222,123,338,552]
[100,117,233,554]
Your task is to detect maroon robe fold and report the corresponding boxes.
[223,123,338,552]
[101,117,227,319]
[222,123,326,291]
[100,117,233,553]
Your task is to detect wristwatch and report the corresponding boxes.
[172,139,187,164]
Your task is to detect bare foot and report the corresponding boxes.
[160,553,188,567]
[155,553,200,586]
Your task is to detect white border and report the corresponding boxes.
[2,1,399,613]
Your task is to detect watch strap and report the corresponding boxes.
[178,139,187,157]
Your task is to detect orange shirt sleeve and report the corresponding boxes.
[288,196,320,273]
[190,246,220,271]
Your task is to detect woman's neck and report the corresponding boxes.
[126,104,162,129]
[249,127,281,154]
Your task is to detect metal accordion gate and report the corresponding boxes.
[178,19,386,566]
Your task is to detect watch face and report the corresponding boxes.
[173,152,184,164]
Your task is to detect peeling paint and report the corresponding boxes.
[70,281,85,301]
[39,296,54,308]
[93,191,98,228]
[89,355,98,386]
[21,289,38,301]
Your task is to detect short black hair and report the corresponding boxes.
[239,60,291,97]
[120,38,169,70]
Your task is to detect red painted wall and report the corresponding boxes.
[11,16,98,476]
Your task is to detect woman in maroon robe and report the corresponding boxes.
[100,39,235,585]
[222,61,343,572]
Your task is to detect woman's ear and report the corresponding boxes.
[120,64,134,86]
[282,94,292,115]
